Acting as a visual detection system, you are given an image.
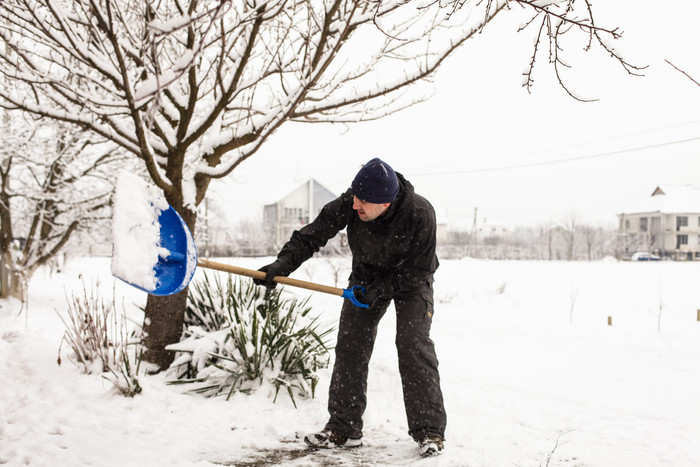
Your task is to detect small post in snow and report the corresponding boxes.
[607,316,613,327]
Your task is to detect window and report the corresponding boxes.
[677,234,688,248]
[676,216,688,231]
[640,217,648,232]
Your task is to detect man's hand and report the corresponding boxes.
[253,261,289,289]
[353,281,385,308]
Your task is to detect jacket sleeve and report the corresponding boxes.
[275,193,353,273]
[383,204,438,295]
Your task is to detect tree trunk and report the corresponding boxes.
[0,228,24,301]
[0,183,14,299]
[0,257,25,300]
[142,290,188,370]
[0,251,10,299]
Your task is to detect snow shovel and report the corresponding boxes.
[112,204,368,308]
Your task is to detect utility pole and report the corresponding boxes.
[467,207,478,258]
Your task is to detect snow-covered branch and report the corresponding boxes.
[0,111,126,298]
[0,0,504,208]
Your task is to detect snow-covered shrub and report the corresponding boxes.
[167,273,333,407]
[57,276,143,396]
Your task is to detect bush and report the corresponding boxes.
[167,273,333,407]
[57,276,143,396]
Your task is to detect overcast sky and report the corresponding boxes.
[213,0,700,230]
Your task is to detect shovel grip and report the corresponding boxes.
[343,286,369,309]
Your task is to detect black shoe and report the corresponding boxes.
[304,430,363,449]
[418,436,444,457]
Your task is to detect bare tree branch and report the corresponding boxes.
[665,59,700,87]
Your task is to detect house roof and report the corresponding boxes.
[621,185,700,215]
[262,178,337,206]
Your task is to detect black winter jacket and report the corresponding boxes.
[275,173,439,296]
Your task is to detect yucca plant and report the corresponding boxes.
[167,272,333,407]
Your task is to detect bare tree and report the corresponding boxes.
[580,225,599,261]
[228,218,269,257]
[438,0,645,100]
[0,0,631,369]
[540,221,555,261]
[0,111,123,299]
[560,210,579,261]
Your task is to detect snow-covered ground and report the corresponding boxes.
[2,256,700,466]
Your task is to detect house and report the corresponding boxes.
[618,186,700,260]
[263,178,342,252]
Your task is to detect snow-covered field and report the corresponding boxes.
[1,256,700,467]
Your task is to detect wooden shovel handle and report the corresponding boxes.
[197,258,344,298]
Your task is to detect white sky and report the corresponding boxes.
[212,0,700,230]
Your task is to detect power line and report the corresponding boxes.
[411,119,700,169]
[407,135,700,176]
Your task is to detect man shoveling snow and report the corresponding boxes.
[254,158,447,458]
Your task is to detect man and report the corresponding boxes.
[254,158,446,458]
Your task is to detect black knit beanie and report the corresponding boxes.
[351,158,399,204]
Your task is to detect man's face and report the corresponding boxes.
[353,196,390,222]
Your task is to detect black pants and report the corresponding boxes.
[324,281,447,441]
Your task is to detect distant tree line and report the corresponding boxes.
[191,208,621,262]
[437,223,620,261]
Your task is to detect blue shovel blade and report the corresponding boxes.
[149,206,198,296]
